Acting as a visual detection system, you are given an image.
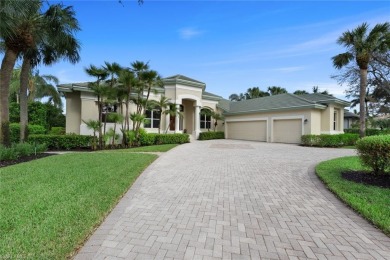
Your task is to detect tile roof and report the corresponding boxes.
[163,74,205,84]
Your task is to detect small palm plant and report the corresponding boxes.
[107,112,124,146]
[151,95,170,134]
[211,112,224,132]
[83,119,101,150]
[164,103,183,133]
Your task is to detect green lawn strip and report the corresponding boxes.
[98,144,178,153]
[316,156,390,235]
[0,152,157,259]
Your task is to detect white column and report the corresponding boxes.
[194,105,200,139]
[175,104,180,132]
[165,112,170,133]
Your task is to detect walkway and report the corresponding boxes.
[76,140,390,260]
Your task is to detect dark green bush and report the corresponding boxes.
[155,134,189,144]
[9,123,46,143]
[29,134,95,150]
[198,131,225,140]
[344,128,390,136]
[49,127,65,135]
[140,133,158,146]
[356,135,390,175]
[301,133,359,147]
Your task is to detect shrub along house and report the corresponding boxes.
[59,75,350,144]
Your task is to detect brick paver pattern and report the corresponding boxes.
[76,140,390,260]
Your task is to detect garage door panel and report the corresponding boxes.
[273,119,302,144]
[227,121,266,141]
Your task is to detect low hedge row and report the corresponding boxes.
[198,131,225,140]
[356,135,390,175]
[301,133,359,147]
[0,142,47,161]
[10,123,46,143]
[140,133,190,146]
[28,134,96,150]
[344,128,390,136]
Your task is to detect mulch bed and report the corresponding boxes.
[0,153,56,168]
[342,171,390,188]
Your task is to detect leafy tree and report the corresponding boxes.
[332,22,390,137]
[245,87,269,99]
[267,86,288,95]
[293,90,309,95]
[312,86,331,95]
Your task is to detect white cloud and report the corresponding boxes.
[178,27,203,40]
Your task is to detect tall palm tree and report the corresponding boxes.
[229,93,245,101]
[245,87,269,99]
[0,0,41,145]
[85,64,109,149]
[267,86,288,95]
[118,68,135,131]
[151,95,170,134]
[332,22,390,137]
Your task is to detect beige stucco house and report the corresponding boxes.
[58,74,350,144]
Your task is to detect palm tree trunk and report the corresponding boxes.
[97,96,103,149]
[359,69,368,138]
[19,57,30,142]
[0,48,19,146]
[125,99,130,131]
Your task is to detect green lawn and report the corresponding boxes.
[316,156,390,235]
[0,152,157,259]
[98,144,179,153]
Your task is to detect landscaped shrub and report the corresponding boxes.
[344,128,390,136]
[356,135,390,175]
[301,133,359,147]
[9,123,46,143]
[198,131,225,140]
[49,127,65,135]
[0,143,48,161]
[155,134,189,144]
[140,132,158,146]
[28,134,95,150]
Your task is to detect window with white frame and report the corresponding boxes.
[200,108,212,129]
[144,108,161,128]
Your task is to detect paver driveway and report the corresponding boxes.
[76,140,390,260]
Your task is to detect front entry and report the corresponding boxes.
[169,116,175,131]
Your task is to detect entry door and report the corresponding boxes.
[170,116,175,131]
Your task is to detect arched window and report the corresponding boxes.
[200,108,212,129]
[145,107,161,128]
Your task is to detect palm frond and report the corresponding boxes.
[332,52,354,69]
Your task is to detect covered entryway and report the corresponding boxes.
[272,119,302,144]
[226,120,267,141]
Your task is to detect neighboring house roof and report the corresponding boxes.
[344,111,359,118]
[220,93,350,115]
[299,93,350,106]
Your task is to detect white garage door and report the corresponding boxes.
[227,121,267,141]
[273,119,302,144]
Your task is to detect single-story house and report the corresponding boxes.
[58,74,350,144]
[344,110,359,129]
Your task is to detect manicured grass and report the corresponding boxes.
[316,156,390,235]
[0,152,157,259]
[99,144,178,153]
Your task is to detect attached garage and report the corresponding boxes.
[272,119,302,144]
[227,120,267,141]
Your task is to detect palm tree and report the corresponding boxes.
[83,119,101,150]
[118,68,135,131]
[164,103,183,133]
[245,87,269,99]
[332,22,390,137]
[229,93,245,101]
[211,111,224,131]
[85,64,109,149]
[107,112,124,146]
[0,0,41,145]
[151,95,170,134]
[267,86,288,95]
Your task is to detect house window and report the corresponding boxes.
[200,108,211,129]
[333,111,337,130]
[102,103,118,122]
[144,108,161,128]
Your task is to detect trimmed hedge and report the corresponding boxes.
[155,134,189,145]
[28,134,95,150]
[356,135,390,175]
[344,128,390,136]
[301,133,359,147]
[10,123,46,143]
[49,127,65,135]
[198,131,225,140]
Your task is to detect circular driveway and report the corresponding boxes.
[76,140,390,260]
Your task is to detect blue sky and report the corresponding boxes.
[38,0,389,101]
